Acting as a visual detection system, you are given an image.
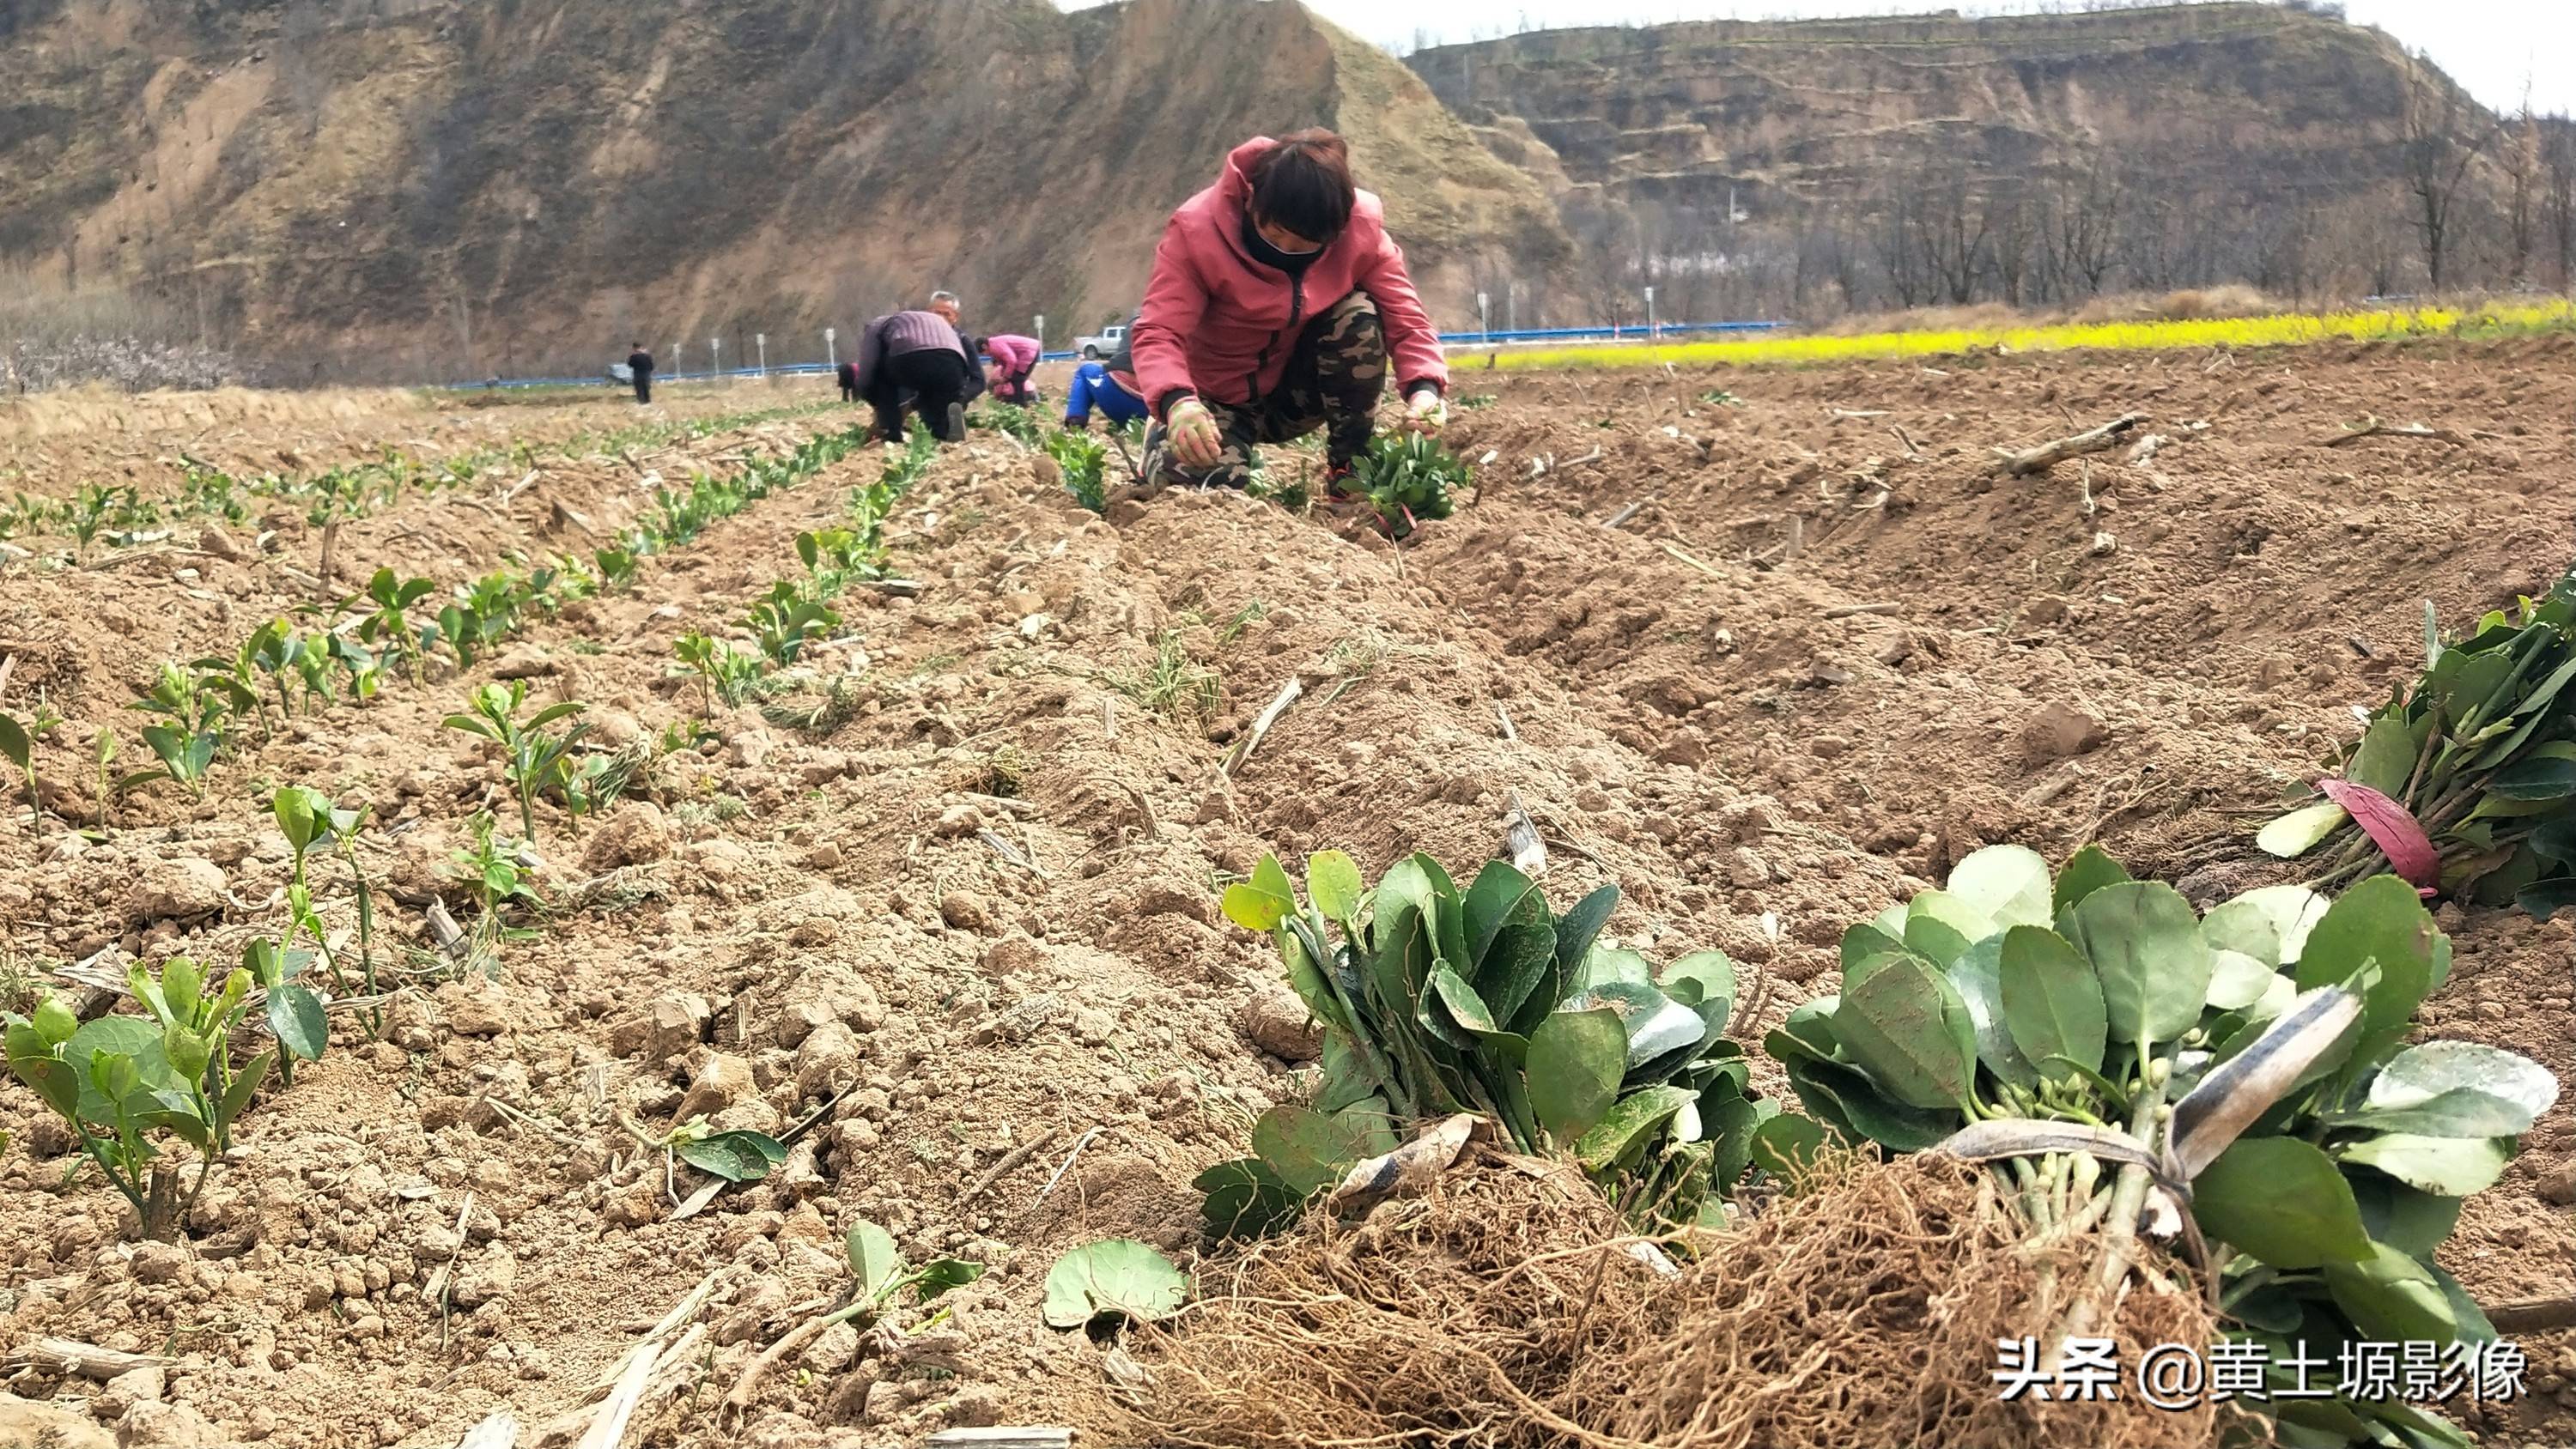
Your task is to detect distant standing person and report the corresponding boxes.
[852,302,975,444]
[981,333,1041,407]
[836,359,860,403]
[625,342,654,405]
[1131,130,1447,494]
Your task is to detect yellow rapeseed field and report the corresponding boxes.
[1484,299,2576,372]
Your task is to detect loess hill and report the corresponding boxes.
[0,0,1565,381]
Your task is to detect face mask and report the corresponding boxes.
[1242,214,1321,274]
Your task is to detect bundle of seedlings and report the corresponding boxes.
[1340,433,1467,539]
[1042,428,1110,513]
[2259,579,2576,914]
[1764,845,2555,1449]
[1207,850,1754,1237]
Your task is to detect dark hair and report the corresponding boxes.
[1248,129,1354,245]
[630,341,642,349]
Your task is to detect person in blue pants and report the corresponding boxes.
[1063,361,1146,431]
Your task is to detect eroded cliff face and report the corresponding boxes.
[1409,3,2449,272]
[2,0,1566,379]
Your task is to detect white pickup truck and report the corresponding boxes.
[1074,324,1127,361]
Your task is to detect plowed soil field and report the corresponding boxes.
[0,340,2569,1447]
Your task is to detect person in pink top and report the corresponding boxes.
[981,333,1042,407]
[1131,130,1448,494]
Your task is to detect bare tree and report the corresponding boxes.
[2501,94,2540,287]
[1564,198,1643,331]
[2400,58,2505,292]
[1873,179,1931,308]
[2545,116,2576,291]
[1986,187,2035,306]
[1460,245,1514,333]
[2044,155,2126,297]
[1917,169,1991,306]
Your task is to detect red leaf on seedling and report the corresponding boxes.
[2318,779,2439,896]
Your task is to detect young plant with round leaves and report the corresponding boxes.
[1043,430,1111,514]
[745,582,840,667]
[448,810,546,935]
[4,957,276,1240]
[1761,844,2552,1449]
[1207,848,1759,1240]
[122,663,234,802]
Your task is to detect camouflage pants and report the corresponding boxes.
[1143,288,1388,490]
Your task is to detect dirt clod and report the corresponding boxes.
[2538,1158,2576,1206]
[125,857,227,921]
[2020,701,2109,761]
[583,801,673,870]
[1238,987,1321,1062]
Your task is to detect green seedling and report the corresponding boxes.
[91,729,115,831]
[1343,433,1468,541]
[356,569,437,684]
[673,633,767,712]
[448,811,546,939]
[123,664,232,801]
[246,619,307,721]
[593,546,640,591]
[1759,847,2558,1449]
[1110,630,1219,723]
[441,680,588,840]
[270,785,358,1022]
[796,527,869,597]
[1212,849,1750,1238]
[3,960,270,1240]
[65,483,125,557]
[326,635,382,705]
[1043,430,1110,514]
[240,935,328,1086]
[727,1219,984,1408]
[747,583,839,666]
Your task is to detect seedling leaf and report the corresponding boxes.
[2192,1137,2371,1269]
[1526,1007,1625,1143]
[1042,1239,1187,1329]
[676,1130,787,1184]
[2065,881,2210,1047]
[1221,854,1296,933]
[846,1219,903,1301]
[1997,925,2107,1080]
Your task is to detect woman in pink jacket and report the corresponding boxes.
[1133,130,1448,494]
[981,333,1042,407]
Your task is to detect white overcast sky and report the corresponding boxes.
[1055,1,2563,114]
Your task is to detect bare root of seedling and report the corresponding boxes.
[1134,1155,2217,1449]
[1130,1161,1654,1449]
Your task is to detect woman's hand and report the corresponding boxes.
[1167,398,1224,468]
[1402,388,1447,439]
